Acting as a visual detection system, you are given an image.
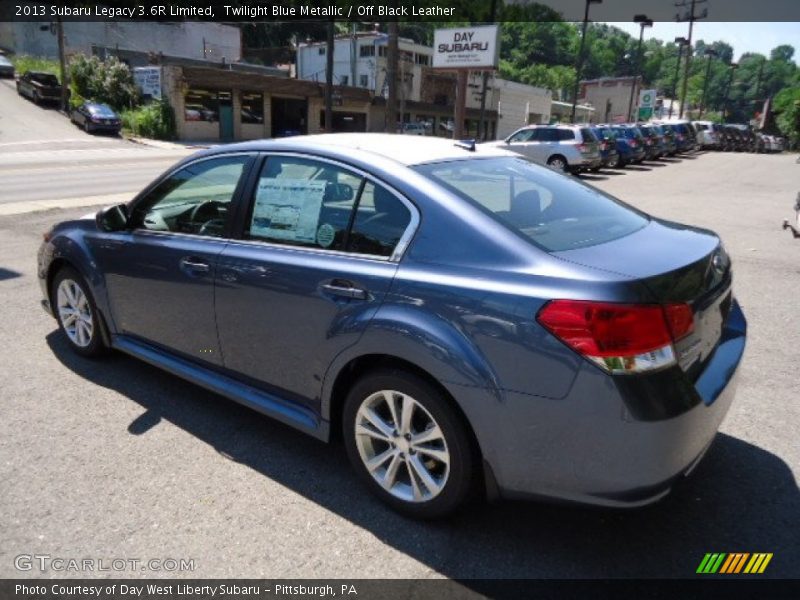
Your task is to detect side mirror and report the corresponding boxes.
[96,204,129,232]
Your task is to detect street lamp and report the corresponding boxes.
[698,48,718,118]
[668,37,689,119]
[722,62,739,122]
[627,14,653,122]
[570,0,603,124]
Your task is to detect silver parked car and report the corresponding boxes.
[488,125,602,173]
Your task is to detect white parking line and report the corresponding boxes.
[0,138,118,147]
[0,193,133,216]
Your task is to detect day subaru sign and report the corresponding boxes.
[433,25,500,70]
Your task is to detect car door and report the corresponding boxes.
[92,153,255,364]
[504,128,539,160]
[214,153,416,409]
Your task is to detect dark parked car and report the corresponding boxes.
[0,54,15,78]
[610,125,647,167]
[660,122,695,154]
[70,102,122,135]
[651,123,678,156]
[589,126,620,170]
[16,71,61,104]
[636,124,664,160]
[38,134,746,518]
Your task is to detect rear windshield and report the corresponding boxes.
[88,104,116,117]
[31,73,58,86]
[414,157,648,252]
[597,127,616,139]
[580,128,598,141]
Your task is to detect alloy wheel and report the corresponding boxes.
[56,278,94,348]
[354,390,450,503]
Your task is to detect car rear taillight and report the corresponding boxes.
[629,140,638,147]
[600,141,608,151]
[577,143,587,152]
[537,300,694,374]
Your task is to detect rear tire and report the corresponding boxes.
[343,369,476,519]
[52,267,108,358]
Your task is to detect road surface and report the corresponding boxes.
[0,78,193,210]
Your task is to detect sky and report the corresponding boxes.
[607,22,800,63]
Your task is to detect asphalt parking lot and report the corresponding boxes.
[0,150,798,582]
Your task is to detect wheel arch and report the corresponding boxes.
[326,352,497,497]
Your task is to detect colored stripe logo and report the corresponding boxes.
[697,553,773,574]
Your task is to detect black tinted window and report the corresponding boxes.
[415,157,648,252]
[557,129,574,141]
[579,128,597,141]
[539,128,559,142]
[349,183,412,257]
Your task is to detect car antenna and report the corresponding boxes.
[454,139,476,152]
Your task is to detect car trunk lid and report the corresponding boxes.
[553,219,733,379]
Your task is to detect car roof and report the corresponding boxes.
[203,133,517,166]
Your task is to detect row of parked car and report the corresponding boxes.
[694,121,786,153]
[489,119,785,174]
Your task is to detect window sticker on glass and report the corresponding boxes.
[251,179,326,243]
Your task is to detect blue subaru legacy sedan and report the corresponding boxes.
[38,134,746,518]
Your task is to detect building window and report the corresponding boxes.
[415,54,430,66]
[378,46,387,57]
[184,88,220,122]
[359,74,369,87]
[318,47,326,55]
[241,91,264,124]
[340,75,348,85]
[359,45,375,58]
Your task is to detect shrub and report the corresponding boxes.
[68,54,139,111]
[121,99,176,141]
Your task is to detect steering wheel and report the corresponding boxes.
[189,200,222,224]
[198,219,226,237]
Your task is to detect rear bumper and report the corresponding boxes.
[451,300,746,508]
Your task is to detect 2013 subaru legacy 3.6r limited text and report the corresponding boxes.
[38,134,746,518]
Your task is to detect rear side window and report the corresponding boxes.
[246,156,410,258]
[415,157,648,252]
[539,128,559,142]
[557,129,575,141]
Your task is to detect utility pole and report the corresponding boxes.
[56,17,68,113]
[668,37,689,119]
[627,15,653,122]
[753,57,766,117]
[477,0,498,141]
[676,0,707,119]
[698,48,717,117]
[324,20,334,133]
[386,20,399,133]
[571,0,603,124]
[722,62,738,122]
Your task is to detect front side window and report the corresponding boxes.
[415,157,648,252]
[246,156,411,258]
[508,129,534,143]
[132,156,250,237]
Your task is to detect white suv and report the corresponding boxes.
[488,125,602,173]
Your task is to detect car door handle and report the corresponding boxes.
[321,281,368,300]
[179,257,210,273]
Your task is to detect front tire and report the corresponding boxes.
[546,156,568,172]
[343,369,475,519]
[52,267,107,358]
